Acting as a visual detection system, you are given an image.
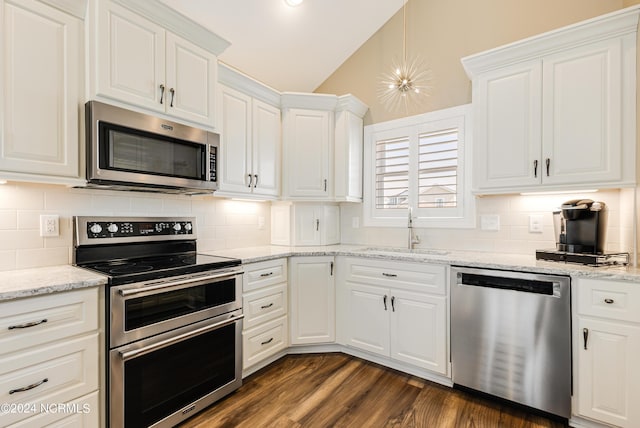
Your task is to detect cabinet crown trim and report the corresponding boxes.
[218,63,281,107]
[461,5,640,78]
[109,0,231,55]
[336,94,368,118]
[40,0,87,18]
[281,92,338,110]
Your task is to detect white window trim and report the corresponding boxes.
[363,104,475,229]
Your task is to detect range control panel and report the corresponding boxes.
[86,220,193,239]
[74,217,197,246]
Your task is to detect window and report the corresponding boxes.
[363,104,474,228]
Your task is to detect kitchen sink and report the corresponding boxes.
[359,247,450,256]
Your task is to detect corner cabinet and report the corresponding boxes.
[0,0,83,184]
[271,202,340,246]
[217,83,281,199]
[88,0,227,128]
[463,7,639,194]
[574,277,640,428]
[289,256,336,345]
[281,93,368,201]
[338,258,448,375]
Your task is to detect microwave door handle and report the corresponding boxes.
[118,270,240,297]
[118,314,244,360]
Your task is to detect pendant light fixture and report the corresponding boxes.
[378,0,432,113]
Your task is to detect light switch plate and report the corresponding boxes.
[529,215,544,233]
[480,214,500,231]
[40,214,59,237]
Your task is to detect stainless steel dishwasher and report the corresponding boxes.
[451,266,571,419]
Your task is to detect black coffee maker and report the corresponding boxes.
[555,199,607,254]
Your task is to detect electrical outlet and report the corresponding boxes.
[480,214,500,231]
[40,214,59,237]
[529,215,544,233]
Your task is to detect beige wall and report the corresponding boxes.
[316,0,625,125]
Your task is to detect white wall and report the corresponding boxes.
[340,189,635,257]
[0,182,270,271]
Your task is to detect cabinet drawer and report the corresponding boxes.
[577,278,640,323]
[242,316,288,369]
[243,258,287,292]
[0,288,99,356]
[0,334,99,426]
[344,258,446,295]
[243,283,287,330]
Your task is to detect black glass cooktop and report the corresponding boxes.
[79,252,241,285]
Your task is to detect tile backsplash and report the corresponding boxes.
[0,182,270,271]
[340,189,635,258]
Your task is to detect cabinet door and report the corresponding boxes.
[473,60,542,190]
[96,0,165,111]
[289,257,335,344]
[320,205,340,245]
[283,108,332,198]
[219,85,252,194]
[542,38,622,186]
[293,205,320,245]
[578,317,640,427]
[1,0,81,177]
[252,99,281,197]
[390,290,447,374]
[165,32,217,126]
[346,282,389,357]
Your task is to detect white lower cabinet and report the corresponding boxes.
[242,259,289,372]
[289,256,335,345]
[341,257,448,375]
[575,278,640,427]
[0,288,100,427]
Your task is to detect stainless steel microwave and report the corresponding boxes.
[85,101,219,194]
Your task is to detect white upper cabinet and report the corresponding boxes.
[89,0,227,128]
[218,81,281,199]
[0,0,83,183]
[271,202,340,246]
[281,92,368,201]
[463,7,639,194]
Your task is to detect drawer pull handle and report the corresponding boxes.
[604,298,615,304]
[8,319,47,330]
[261,337,274,346]
[382,273,397,278]
[260,303,274,309]
[260,272,274,277]
[10,378,48,394]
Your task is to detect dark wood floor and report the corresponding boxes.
[178,353,567,428]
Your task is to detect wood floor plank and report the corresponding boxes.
[178,353,568,428]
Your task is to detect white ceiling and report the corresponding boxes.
[159,0,404,93]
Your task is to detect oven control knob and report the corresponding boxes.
[89,224,102,234]
[173,223,182,232]
[184,223,192,232]
[107,224,119,233]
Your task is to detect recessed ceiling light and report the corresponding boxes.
[284,0,303,6]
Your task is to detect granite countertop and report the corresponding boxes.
[0,265,108,302]
[1,245,637,302]
[204,245,640,283]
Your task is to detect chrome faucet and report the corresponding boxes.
[407,207,420,250]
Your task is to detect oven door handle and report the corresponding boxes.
[118,270,241,297]
[118,314,244,361]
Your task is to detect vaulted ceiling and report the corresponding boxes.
[160,0,405,93]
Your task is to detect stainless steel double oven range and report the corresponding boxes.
[74,216,243,428]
